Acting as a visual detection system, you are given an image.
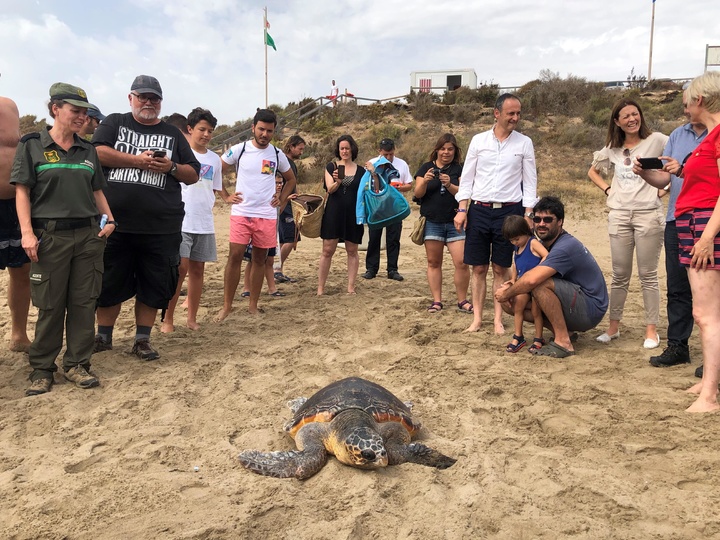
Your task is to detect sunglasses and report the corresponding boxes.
[533,216,556,224]
[132,93,162,104]
[623,148,631,166]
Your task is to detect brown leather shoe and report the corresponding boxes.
[93,335,113,353]
[131,339,160,361]
[64,365,99,389]
[26,377,53,396]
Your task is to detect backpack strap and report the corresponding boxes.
[234,141,247,176]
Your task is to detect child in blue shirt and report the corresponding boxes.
[502,215,548,353]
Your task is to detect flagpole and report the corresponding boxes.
[648,0,656,81]
[264,7,268,108]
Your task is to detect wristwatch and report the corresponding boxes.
[168,162,178,176]
[524,212,534,218]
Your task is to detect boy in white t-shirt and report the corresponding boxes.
[162,108,234,332]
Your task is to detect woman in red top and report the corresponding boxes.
[674,71,720,412]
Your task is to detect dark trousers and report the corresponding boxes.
[365,221,402,274]
[665,221,693,346]
[29,224,105,380]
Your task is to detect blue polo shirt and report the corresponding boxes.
[664,123,707,222]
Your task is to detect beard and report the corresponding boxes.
[536,226,559,244]
[133,104,159,122]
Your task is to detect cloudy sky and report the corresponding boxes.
[0,0,717,125]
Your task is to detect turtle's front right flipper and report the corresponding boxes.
[387,442,457,470]
[239,449,327,480]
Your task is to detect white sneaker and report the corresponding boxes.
[596,331,620,343]
[643,334,660,349]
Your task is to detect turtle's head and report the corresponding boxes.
[340,427,388,469]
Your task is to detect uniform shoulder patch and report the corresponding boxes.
[20,132,41,143]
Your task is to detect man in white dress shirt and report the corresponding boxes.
[454,93,538,333]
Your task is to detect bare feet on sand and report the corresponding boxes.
[214,307,234,322]
[686,397,720,413]
[686,382,702,395]
[494,319,505,335]
[463,322,482,333]
[187,321,200,330]
[160,321,175,333]
[180,299,188,309]
[9,339,31,353]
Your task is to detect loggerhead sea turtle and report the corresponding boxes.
[238,377,457,479]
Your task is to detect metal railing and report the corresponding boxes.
[210,93,410,152]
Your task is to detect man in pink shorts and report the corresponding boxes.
[216,109,296,318]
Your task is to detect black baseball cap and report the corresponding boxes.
[379,138,395,151]
[131,75,163,98]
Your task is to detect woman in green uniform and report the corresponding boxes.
[12,83,116,396]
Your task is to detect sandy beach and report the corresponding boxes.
[1,199,718,540]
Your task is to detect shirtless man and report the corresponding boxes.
[0,97,31,351]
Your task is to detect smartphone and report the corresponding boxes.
[638,157,663,170]
[337,164,345,180]
[152,150,167,159]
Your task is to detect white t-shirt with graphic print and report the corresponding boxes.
[181,148,223,234]
[221,141,291,219]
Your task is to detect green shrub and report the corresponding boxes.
[518,71,608,118]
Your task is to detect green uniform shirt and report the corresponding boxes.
[10,127,107,219]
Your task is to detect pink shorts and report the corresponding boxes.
[229,216,277,248]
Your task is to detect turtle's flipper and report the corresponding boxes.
[239,449,327,480]
[386,442,457,470]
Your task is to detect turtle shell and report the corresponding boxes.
[284,377,421,438]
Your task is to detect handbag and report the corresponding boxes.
[363,173,411,230]
[290,194,325,238]
[410,215,426,245]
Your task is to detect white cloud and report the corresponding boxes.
[0,0,716,125]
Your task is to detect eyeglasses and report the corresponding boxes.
[533,216,556,224]
[131,93,162,104]
[623,148,631,166]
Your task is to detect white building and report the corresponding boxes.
[410,69,478,93]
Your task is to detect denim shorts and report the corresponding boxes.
[424,220,465,243]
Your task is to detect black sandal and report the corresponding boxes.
[506,334,526,353]
[528,337,545,353]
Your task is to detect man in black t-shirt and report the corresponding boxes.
[91,75,200,361]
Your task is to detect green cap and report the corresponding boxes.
[49,82,98,110]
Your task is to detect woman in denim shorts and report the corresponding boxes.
[413,133,471,314]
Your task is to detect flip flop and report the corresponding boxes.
[240,291,250,298]
[457,300,473,314]
[269,291,286,297]
[531,341,575,358]
[274,272,290,283]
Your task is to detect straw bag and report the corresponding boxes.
[410,215,426,245]
[290,194,325,238]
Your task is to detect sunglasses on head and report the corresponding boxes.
[533,216,556,224]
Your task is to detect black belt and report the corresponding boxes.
[32,218,94,231]
[472,201,520,208]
